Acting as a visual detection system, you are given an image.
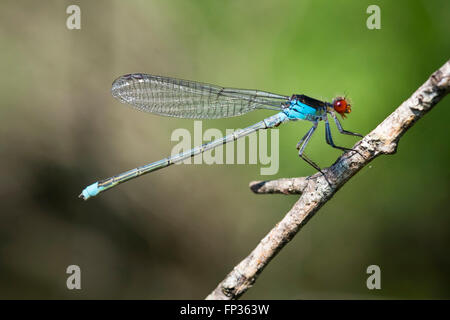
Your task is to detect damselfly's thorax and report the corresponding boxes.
[282,94,328,121]
[290,94,329,109]
[282,94,353,121]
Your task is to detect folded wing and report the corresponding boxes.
[111,73,288,119]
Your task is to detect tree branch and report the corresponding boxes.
[206,60,450,300]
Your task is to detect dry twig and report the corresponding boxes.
[206,60,450,300]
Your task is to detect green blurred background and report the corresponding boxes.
[0,0,449,299]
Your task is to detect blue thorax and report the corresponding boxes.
[283,99,322,121]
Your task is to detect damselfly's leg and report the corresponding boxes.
[330,112,363,137]
[296,124,316,150]
[325,119,353,152]
[325,116,363,159]
[297,122,323,173]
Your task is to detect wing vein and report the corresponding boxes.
[111,73,288,119]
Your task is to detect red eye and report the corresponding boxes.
[333,97,351,117]
[334,99,347,112]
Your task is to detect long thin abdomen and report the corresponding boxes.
[79,112,288,200]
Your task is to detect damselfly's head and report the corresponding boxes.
[332,96,352,118]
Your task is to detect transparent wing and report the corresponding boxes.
[111,73,288,119]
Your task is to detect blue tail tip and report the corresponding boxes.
[79,182,101,200]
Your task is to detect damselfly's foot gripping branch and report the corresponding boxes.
[80,74,363,200]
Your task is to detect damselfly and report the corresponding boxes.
[80,73,362,200]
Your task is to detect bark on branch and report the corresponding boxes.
[206,60,450,300]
